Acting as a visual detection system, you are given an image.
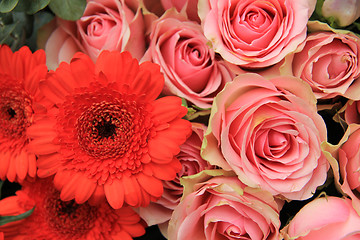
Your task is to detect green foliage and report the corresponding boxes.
[14,0,51,15]
[49,0,86,21]
[0,11,30,50]
[0,0,19,13]
[0,207,35,226]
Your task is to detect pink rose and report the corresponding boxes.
[43,0,145,69]
[168,170,282,240]
[281,197,360,239]
[202,73,329,200]
[291,22,360,100]
[324,124,360,214]
[141,10,234,108]
[136,123,213,226]
[161,0,200,22]
[198,0,316,68]
[344,100,360,124]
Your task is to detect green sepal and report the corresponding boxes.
[0,207,35,226]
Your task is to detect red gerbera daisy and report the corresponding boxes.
[0,45,47,182]
[27,50,192,209]
[0,178,146,239]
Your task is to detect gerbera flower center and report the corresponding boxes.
[45,190,97,238]
[76,100,138,159]
[0,84,32,141]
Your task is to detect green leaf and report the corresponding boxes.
[0,0,19,13]
[49,0,86,21]
[14,0,51,14]
[0,207,35,226]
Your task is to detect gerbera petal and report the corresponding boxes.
[15,149,29,181]
[53,169,73,190]
[88,185,105,206]
[74,175,97,204]
[0,151,11,180]
[60,172,83,201]
[36,153,61,178]
[151,96,188,123]
[130,61,164,101]
[0,196,25,216]
[151,159,182,181]
[104,179,125,209]
[137,173,163,198]
[95,50,139,86]
[6,153,17,182]
[27,137,60,155]
[122,175,142,207]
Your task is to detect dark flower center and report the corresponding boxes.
[45,191,97,238]
[0,86,32,142]
[96,119,117,139]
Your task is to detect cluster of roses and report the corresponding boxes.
[1,0,360,239]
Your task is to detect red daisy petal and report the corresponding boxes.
[104,179,125,209]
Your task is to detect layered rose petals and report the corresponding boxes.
[27,50,192,209]
[142,9,234,108]
[0,45,47,183]
[168,170,282,240]
[202,73,329,200]
[291,21,360,100]
[198,0,316,68]
[282,197,360,239]
[42,0,145,70]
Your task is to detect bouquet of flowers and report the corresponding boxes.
[1,0,360,239]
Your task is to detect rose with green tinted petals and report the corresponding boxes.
[168,170,282,240]
[202,73,329,200]
[291,22,360,100]
[198,0,316,68]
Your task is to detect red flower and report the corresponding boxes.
[0,45,47,182]
[27,50,192,209]
[0,178,145,239]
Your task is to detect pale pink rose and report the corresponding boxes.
[168,170,282,240]
[136,123,213,226]
[141,9,234,109]
[43,0,145,69]
[198,0,316,68]
[202,73,329,200]
[291,22,360,100]
[322,0,360,27]
[281,197,360,240]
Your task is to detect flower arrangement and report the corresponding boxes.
[0,0,360,239]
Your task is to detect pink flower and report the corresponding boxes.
[322,0,360,27]
[43,0,145,69]
[291,22,360,100]
[324,124,360,214]
[161,0,200,22]
[168,170,282,240]
[202,73,329,200]
[137,123,213,226]
[198,0,316,68]
[281,197,360,239]
[343,100,360,124]
[142,9,234,108]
